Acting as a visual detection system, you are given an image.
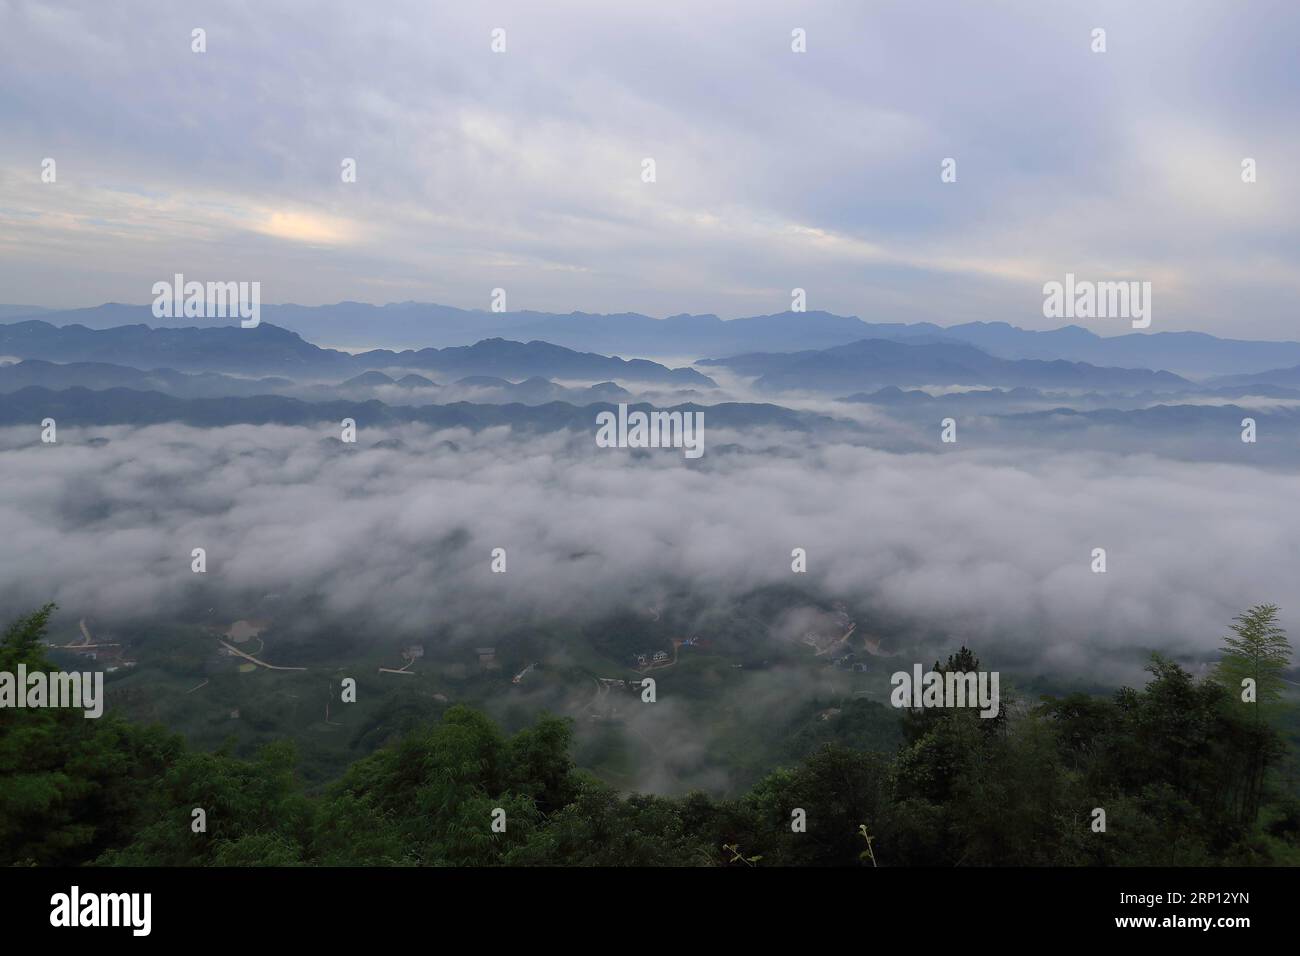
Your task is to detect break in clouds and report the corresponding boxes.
[1,420,1293,685]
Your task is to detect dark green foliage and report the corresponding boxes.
[2,607,1297,866]
[0,606,182,866]
[1216,604,1292,712]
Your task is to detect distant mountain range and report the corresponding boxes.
[0,359,293,398]
[0,321,714,386]
[1208,365,1300,389]
[341,370,436,389]
[0,320,343,376]
[438,376,632,405]
[362,337,713,386]
[14,316,1298,398]
[0,360,638,406]
[7,383,1298,466]
[328,371,634,405]
[8,302,1300,376]
[701,339,1191,393]
[0,387,815,433]
[840,383,1300,410]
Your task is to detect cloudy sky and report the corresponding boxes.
[1,0,1296,337]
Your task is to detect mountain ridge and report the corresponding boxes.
[7,303,1299,375]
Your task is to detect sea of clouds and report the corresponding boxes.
[2,420,1295,688]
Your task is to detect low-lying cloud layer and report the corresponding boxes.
[2,420,1294,685]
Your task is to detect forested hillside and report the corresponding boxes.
[3,605,1297,867]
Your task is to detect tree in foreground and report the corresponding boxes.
[1215,604,1293,717]
[1212,605,1294,830]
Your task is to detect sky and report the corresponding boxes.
[1,0,1297,337]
